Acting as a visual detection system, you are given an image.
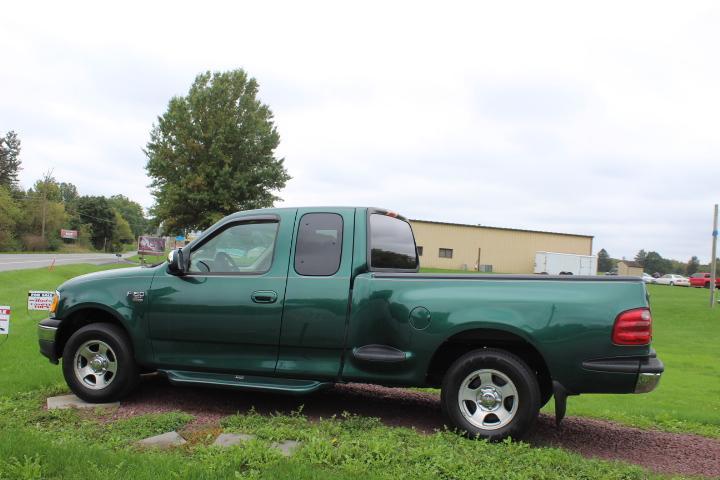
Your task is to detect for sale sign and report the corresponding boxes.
[138,236,165,255]
[60,229,78,239]
[0,306,9,335]
[28,291,54,311]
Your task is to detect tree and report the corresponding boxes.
[687,256,700,276]
[59,182,79,206]
[76,196,115,250]
[108,194,147,238]
[634,249,647,266]
[643,251,671,275]
[597,248,613,272]
[0,131,22,190]
[0,185,22,250]
[145,69,291,232]
[111,210,134,251]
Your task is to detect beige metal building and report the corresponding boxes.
[410,220,593,274]
[616,260,644,276]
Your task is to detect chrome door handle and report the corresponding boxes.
[251,290,278,304]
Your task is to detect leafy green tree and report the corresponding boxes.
[634,249,647,266]
[59,182,79,206]
[76,196,115,250]
[0,131,22,190]
[0,185,22,250]
[111,210,134,251]
[145,69,291,232]
[597,248,613,272]
[686,256,700,276]
[108,194,147,238]
[643,251,671,275]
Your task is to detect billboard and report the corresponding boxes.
[138,236,166,255]
[60,229,78,239]
[28,291,55,311]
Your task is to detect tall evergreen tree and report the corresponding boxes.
[686,256,700,276]
[597,248,613,272]
[634,249,647,266]
[0,131,22,189]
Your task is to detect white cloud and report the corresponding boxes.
[1,0,719,261]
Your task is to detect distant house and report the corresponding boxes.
[617,260,644,276]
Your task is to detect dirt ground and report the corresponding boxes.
[110,376,720,478]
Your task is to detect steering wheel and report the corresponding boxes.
[214,252,238,271]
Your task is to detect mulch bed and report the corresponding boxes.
[107,375,720,478]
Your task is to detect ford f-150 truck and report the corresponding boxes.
[38,207,663,440]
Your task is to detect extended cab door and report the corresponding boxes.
[275,208,355,379]
[147,211,295,373]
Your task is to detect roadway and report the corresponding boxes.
[0,252,137,272]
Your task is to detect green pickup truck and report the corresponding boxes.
[38,207,663,440]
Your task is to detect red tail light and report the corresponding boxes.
[612,308,652,345]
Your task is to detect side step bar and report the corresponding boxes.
[160,370,330,395]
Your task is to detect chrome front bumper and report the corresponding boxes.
[38,318,61,364]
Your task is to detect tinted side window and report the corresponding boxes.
[295,213,343,276]
[369,214,418,270]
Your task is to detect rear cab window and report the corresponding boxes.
[368,212,419,271]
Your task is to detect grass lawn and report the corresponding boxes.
[0,265,716,478]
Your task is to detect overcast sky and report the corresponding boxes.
[2,1,719,262]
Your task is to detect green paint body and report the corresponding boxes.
[50,207,653,394]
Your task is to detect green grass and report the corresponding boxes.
[0,264,716,478]
[126,253,166,265]
[0,390,657,480]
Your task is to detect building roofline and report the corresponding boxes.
[409,219,594,239]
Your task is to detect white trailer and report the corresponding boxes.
[534,251,597,276]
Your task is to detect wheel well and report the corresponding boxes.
[426,329,553,403]
[55,308,126,359]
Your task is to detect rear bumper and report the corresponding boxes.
[38,319,61,364]
[582,348,664,394]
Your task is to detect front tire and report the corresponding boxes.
[62,323,139,403]
[441,348,540,441]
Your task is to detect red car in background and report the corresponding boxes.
[689,272,720,288]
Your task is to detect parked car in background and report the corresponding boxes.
[655,274,689,286]
[642,273,655,284]
[689,272,720,288]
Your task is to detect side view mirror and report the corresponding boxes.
[167,248,187,275]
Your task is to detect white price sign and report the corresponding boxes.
[28,291,54,311]
[0,306,9,335]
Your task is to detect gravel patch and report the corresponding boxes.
[114,375,720,477]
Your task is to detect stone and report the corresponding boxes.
[212,433,256,447]
[271,440,301,457]
[137,431,187,448]
[46,394,119,410]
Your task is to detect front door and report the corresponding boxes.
[147,212,294,373]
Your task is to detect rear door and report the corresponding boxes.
[276,208,355,379]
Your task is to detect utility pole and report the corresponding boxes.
[711,204,718,307]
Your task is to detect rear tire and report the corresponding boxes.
[62,323,139,403]
[441,348,540,441]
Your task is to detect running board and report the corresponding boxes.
[160,370,330,395]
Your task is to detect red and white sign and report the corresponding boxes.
[0,306,10,335]
[60,229,78,239]
[28,291,54,311]
[138,236,166,255]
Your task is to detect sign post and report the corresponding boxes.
[711,204,718,307]
[60,229,78,240]
[28,291,55,311]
